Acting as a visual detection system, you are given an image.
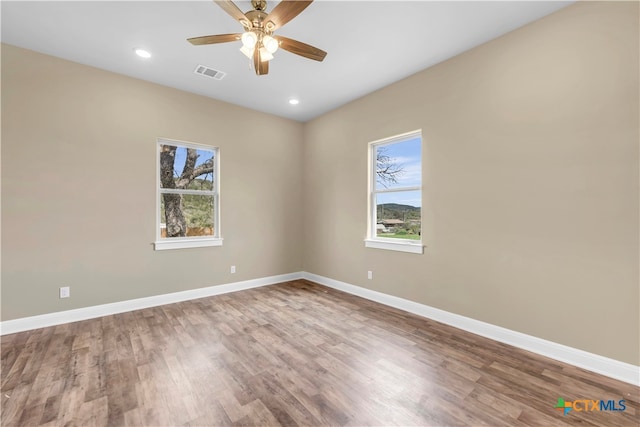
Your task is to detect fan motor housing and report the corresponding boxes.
[245,10,269,29]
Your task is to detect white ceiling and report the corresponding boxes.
[1,1,573,122]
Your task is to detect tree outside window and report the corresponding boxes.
[155,139,220,250]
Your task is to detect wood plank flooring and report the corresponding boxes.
[2,280,638,426]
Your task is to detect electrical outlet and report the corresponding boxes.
[367,271,373,280]
[59,286,70,298]
[230,265,236,274]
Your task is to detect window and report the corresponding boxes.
[154,138,221,250]
[365,130,423,254]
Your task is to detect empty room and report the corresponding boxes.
[1,0,639,426]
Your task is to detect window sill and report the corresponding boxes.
[364,238,424,254]
[154,238,223,251]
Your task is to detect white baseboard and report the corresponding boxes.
[302,272,640,387]
[2,270,637,386]
[0,272,303,336]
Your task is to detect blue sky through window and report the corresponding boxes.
[376,137,421,189]
[173,147,215,183]
[375,136,421,207]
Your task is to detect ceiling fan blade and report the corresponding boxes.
[265,0,313,31]
[213,0,250,28]
[188,33,241,45]
[274,36,327,62]
[253,47,269,75]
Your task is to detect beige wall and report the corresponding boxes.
[2,1,638,366]
[303,1,639,365]
[1,44,304,320]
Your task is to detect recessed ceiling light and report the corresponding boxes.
[289,98,299,105]
[134,48,151,59]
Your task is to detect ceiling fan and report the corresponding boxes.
[188,0,327,76]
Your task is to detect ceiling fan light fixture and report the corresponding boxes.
[188,0,327,76]
[240,45,254,59]
[259,47,274,62]
[262,35,278,54]
[241,31,257,48]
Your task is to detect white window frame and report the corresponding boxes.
[154,138,222,251]
[365,130,424,254]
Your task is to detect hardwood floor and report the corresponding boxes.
[2,280,638,426]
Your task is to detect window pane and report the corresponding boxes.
[160,193,215,238]
[375,191,421,240]
[375,137,421,190]
[159,144,215,191]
